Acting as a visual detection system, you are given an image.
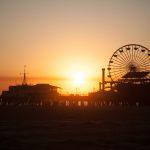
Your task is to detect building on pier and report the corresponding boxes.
[1,66,60,106]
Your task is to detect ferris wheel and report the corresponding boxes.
[107,44,150,81]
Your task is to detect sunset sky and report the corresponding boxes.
[0,0,150,94]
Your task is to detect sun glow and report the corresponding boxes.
[72,72,86,87]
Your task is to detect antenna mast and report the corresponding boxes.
[22,65,27,85]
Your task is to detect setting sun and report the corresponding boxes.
[72,72,85,87]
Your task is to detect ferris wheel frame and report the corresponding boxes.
[107,44,150,81]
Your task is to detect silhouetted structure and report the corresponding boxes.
[91,44,150,106]
[1,84,60,106]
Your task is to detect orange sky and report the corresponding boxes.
[0,0,150,94]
